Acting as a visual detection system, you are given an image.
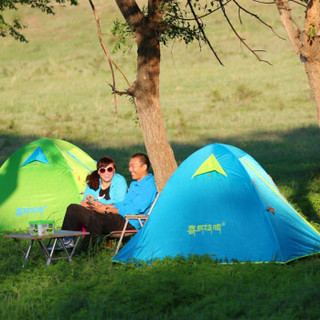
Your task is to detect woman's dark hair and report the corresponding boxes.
[86,156,116,190]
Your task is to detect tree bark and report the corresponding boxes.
[116,0,177,191]
[303,0,320,123]
[274,0,320,125]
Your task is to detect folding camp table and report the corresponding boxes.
[4,230,89,267]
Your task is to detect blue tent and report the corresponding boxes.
[113,143,320,264]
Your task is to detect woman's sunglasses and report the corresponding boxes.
[98,167,114,174]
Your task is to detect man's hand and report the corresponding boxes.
[106,206,119,214]
[82,201,118,214]
[90,201,107,214]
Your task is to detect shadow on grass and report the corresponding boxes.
[0,125,319,226]
[1,126,320,308]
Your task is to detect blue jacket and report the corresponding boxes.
[115,173,158,230]
[82,173,127,205]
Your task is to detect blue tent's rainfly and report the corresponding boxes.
[113,143,320,264]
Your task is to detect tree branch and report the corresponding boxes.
[233,0,285,40]
[186,0,224,65]
[88,0,131,122]
[218,0,272,64]
[251,0,307,8]
[274,0,302,55]
[289,0,307,8]
[165,0,232,22]
[251,0,276,4]
[108,83,135,96]
[115,0,145,28]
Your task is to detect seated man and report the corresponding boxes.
[61,153,158,251]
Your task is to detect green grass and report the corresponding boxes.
[0,239,319,320]
[1,1,320,319]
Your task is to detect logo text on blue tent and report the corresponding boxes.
[187,222,226,236]
[16,205,48,217]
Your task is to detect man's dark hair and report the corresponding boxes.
[131,153,150,170]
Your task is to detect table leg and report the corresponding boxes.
[57,238,73,262]
[37,239,53,266]
[6,232,89,267]
[46,238,59,266]
[40,237,80,265]
[68,236,81,262]
[23,239,34,268]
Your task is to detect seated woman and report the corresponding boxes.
[82,156,127,206]
[60,156,127,248]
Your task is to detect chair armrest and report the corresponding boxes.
[124,215,149,220]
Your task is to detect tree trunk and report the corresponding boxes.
[274,0,320,125]
[116,0,177,191]
[302,0,320,123]
[134,22,177,191]
[303,60,320,122]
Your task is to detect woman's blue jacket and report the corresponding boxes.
[82,173,127,204]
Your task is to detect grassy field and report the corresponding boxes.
[1,1,320,319]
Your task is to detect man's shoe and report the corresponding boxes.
[59,238,75,249]
[48,238,74,251]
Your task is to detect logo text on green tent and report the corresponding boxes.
[16,205,48,217]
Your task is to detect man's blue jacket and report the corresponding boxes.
[115,173,157,229]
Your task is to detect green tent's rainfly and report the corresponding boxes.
[0,138,96,232]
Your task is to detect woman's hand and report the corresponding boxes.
[80,200,92,209]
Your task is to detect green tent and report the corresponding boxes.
[0,138,96,232]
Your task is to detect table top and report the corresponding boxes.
[4,230,90,240]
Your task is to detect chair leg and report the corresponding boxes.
[114,219,129,255]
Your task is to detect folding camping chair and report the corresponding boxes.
[109,193,159,254]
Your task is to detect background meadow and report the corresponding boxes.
[0,1,320,319]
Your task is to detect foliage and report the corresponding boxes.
[0,0,78,42]
[1,0,229,47]
[110,0,222,53]
[110,17,134,53]
[158,0,208,46]
[307,22,316,39]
